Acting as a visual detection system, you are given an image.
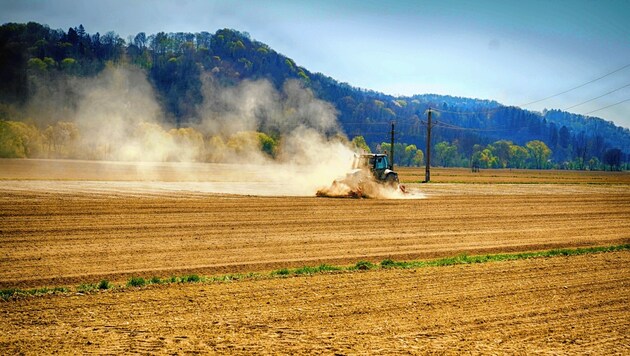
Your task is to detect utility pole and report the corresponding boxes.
[423,108,436,183]
[390,122,395,170]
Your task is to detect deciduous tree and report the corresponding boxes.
[526,140,551,169]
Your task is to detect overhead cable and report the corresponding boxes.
[563,83,630,110]
[518,63,630,107]
[430,63,630,116]
[433,122,512,132]
[584,97,630,115]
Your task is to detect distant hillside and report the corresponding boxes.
[1,22,629,168]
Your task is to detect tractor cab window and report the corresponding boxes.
[375,156,388,170]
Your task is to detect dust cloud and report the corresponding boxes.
[21,64,422,198]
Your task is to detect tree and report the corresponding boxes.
[0,121,44,158]
[559,126,570,149]
[412,149,424,167]
[603,148,622,171]
[393,143,405,166]
[206,135,227,162]
[61,57,77,72]
[587,157,600,171]
[490,140,513,168]
[351,135,370,153]
[76,24,86,39]
[257,132,278,158]
[548,123,558,148]
[510,145,529,169]
[1,21,629,166]
[526,140,551,169]
[404,144,418,166]
[433,141,458,167]
[169,127,205,161]
[134,32,147,49]
[43,121,79,158]
[67,27,78,45]
[573,131,588,170]
[379,142,391,156]
[27,58,48,72]
[472,147,499,168]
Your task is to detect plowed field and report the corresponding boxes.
[1,159,629,353]
[2,252,628,354]
[2,179,629,289]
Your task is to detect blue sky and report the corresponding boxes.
[2,0,629,128]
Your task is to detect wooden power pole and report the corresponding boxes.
[424,108,434,183]
[390,122,395,169]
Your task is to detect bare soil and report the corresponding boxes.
[1,179,628,289]
[1,159,629,353]
[1,252,628,354]
[0,160,630,288]
[398,166,630,184]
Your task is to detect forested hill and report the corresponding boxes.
[1,22,629,168]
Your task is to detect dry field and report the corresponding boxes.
[397,166,630,184]
[2,252,628,354]
[1,159,629,353]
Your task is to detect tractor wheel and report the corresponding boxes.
[385,174,399,188]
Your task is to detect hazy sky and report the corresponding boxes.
[2,0,629,128]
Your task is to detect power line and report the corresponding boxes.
[433,118,516,132]
[431,63,630,116]
[431,106,503,115]
[349,66,630,135]
[433,123,512,132]
[563,83,630,110]
[344,122,391,125]
[584,97,630,115]
[519,63,630,107]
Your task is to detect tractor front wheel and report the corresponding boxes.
[385,174,399,188]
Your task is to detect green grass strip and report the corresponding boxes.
[1,244,628,301]
[0,286,69,301]
[379,244,629,269]
[273,245,629,275]
[273,264,342,276]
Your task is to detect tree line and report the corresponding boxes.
[1,22,628,170]
[349,135,625,171]
[0,120,279,162]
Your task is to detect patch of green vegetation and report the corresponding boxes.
[29,286,69,296]
[244,272,261,279]
[208,273,252,282]
[271,268,290,276]
[1,286,70,300]
[0,289,19,300]
[380,258,407,268]
[182,274,201,283]
[352,260,376,271]
[381,245,630,270]
[98,279,111,290]
[293,264,341,275]
[150,276,162,285]
[127,276,146,287]
[271,264,342,277]
[77,283,97,293]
